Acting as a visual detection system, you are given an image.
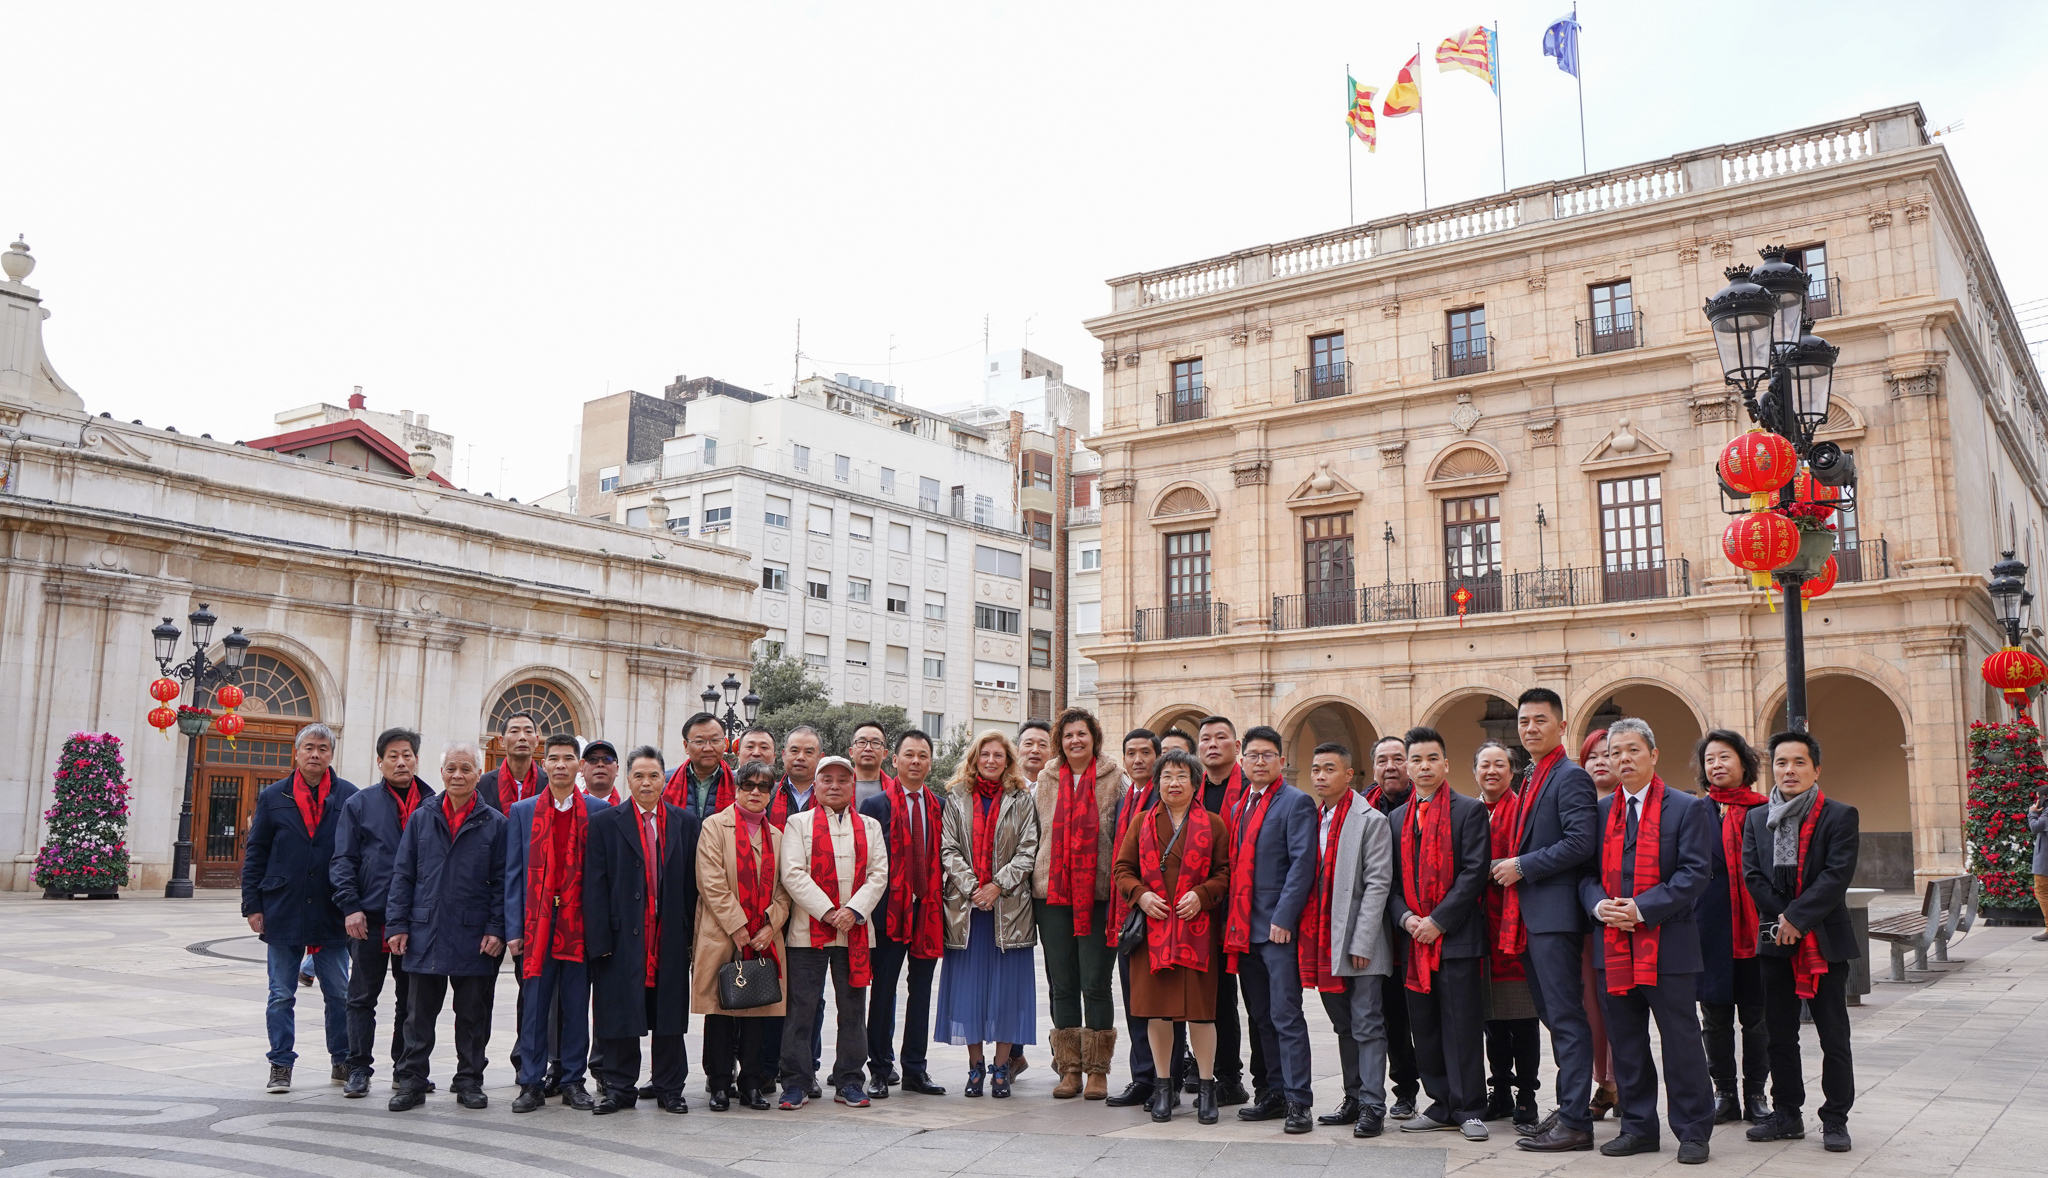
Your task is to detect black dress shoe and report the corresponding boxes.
[1515,1107,1558,1138]
[1106,1080,1154,1108]
[638,1084,658,1100]
[1237,1094,1286,1122]
[343,1069,371,1099]
[1743,1086,1772,1124]
[1214,1078,1250,1106]
[513,1084,546,1113]
[1196,1079,1218,1125]
[900,1072,946,1096]
[887,1069,901,1085]
[561,1083,595,1111]
[1318,1096,1359,1126]
[1388,1098,1416,1120]
[1678,1140,1710,1165]
[866,1075,891,1100]
[741,1087,771,1110]
[708,1089,731,1112]
[542,1072,563,1099]
[1284,1103,1313,1135]
[1514,1123,1594,1152]
[1484,1086,1514,1121]
[659,1093,688,1114]
[455,1089,489,1110]
[1713,1085,1741,1124]
[1353,1112,1384,1138]
[806,1081,822,1100]
[388,1087,425,1112]
[1822,1124,1851,1153]
[592,1095,635,1115]
[1600,1132,1661,1157]
[1747,1111,1805,1141]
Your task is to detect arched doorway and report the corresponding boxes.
[195,651,320,888]
[1771,674,1912,888]
[485,679,581,769]
[1579,684,1704,791]
[1426,693,1522,796]
[1146,704,1214,751]
[1282,699,1379,789]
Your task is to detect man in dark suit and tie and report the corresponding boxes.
[1227,726,1320,1134]
[1577,719,1716,1165]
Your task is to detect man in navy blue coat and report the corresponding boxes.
[1229,725,1321,1134]
[329,727,435,1098]
[385,741,509,1111]
[241,723,358,1095]
[1496,688,1602,1153]
[1577,719,1717,1164]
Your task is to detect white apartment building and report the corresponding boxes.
[605,375,1038,737]
[943,348,1093,434]
[1068,444,1103,708]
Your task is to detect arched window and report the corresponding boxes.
[237,653,315,717]
[489,680,578,739]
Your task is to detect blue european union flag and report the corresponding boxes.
[1543,14,1581,77]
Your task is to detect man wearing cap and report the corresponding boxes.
[582,741,625,806]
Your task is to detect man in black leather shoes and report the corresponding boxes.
[332,729,433,1103]
[858,729,947,1102]
[1364,736,1422,1121]
[1304,744,1395,1137]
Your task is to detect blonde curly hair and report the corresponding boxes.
[945,729,1029,794]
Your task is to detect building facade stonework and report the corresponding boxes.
[1083,105,2037,889]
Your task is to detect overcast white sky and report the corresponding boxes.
[10,2,2045,502]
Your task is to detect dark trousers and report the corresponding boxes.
[704,1014,780,1094]
[1600,971,1716,1144]
[781,946,867,1092]
[1762,955,1854,1126]
[516,958,589,1087]
[1380,973,1418,1103]
[1407,957,1487,1125]
[1702,955,1770,1089]
[1211,965,1268,1089]
[1120,952,1188,1087]
[1036,899,1117,1029]
[344,927,409,1074]
[598,987,686,1100]
[1484,1017,1541,1095]
[397,972,495,1092]
[866,932,937,1078]
[1320,975,1388,1113]
[1239,939,1313,1105]
[1522,929,1594,1131]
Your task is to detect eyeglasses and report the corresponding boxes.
[583,755,616,766]
[735,779,775,793]
[1242,751,1280,762]
[850,738,886,749]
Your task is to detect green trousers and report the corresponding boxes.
[1036,898,1116,1030]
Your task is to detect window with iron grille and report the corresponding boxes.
[1306,332,1347,397]
[1589,281,1635,353]
[1169,358,1205,422]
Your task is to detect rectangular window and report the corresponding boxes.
[1027,452,1054,491]
[625,506,649,528]
[834,454,851,483]
[1446,306,1488,376]
[848,513,872,541]
[701,490,733,532]
[667,514,690,535]
[598,466,620,493]
[974,660,1020,692]
[1030,629,1052,668]
[1080,542,1102,571]
[703,437,718,465]
[1169,358,1206,422]
[807,573,831,601]
[845,639,869,667]
[1073,472,1097,507]
[847,578,871,604]
[925,592,947,621]
[1028,689,1053,721]
[880,468,896,494]
[764,495,791,529]
[762,563,788,592]
[1306,332,1347,399]
[803,633,828,669]
[1599,475,1668,602]
[760,629,786,661]
[886,645,908,675]
[975,494,994,525]
[1795,244,1832,318]
[924,656,946,680]
[793,445,810,474]
[1031,568,1053,610]
[926,531,947,561]
[922,711,946,734]
[975,603,1022,634]
[975,545,1022,578]
[950,485,966,518]
[1443,494,1503,613]
[887,583,910,614]
[920,477,941,513]
[808,504,832,535]
[889,522,912,553]
[1025,509,1052,550]
[1588,281,1636,354]
[1165,529,1212,613]
[1302,513,1357,626]
[1077,600,1101,632]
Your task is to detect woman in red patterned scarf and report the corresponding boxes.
[1031,707,1124,1100]
[693,759,791,1112]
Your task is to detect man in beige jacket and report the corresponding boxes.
[776,756,890,1109]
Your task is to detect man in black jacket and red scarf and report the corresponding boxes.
[858,729,948,1098]
[331,727,433,1098]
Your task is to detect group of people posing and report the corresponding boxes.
[240,689,1859,1162]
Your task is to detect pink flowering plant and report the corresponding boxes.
[1965,718,2045,912]
[32,732,133,893]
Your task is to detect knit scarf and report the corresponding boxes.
[732,810,779,969]
[1140,802,1212,973]
[1048,758,1101,934]
[1497,745,1565,957]
[1224,782,1279,973]
[1778,787,1830,1000]
[1105,779,1156,947]
[291,769,334,839]
[522,795,588,977]
[1768,783,1819,868]
[884,782,945,959]
[972,779,1003,884]
[495,759,540,811]
[1400,787,1454,993]
[665,759,734,815]
[1298,798,1350,992]
[1601,778,1665,993]
[1708,784,1769,959]
[1482,789,1526,983]
[1214,764,1247,831]
[635,802,666,987]
[808,806,872,986]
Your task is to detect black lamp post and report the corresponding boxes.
[701,671,761,742]
[1989,551,2029,646]
[152,605,251,898]
[1703,247,1848,733]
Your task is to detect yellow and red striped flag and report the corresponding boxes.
[1382,53,1421,117]
[1436,25,1499,94]
[1346,75,1377,150]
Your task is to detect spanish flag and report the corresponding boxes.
[1382,53,1421,118]
[1347,75,1377,151]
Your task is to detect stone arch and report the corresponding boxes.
[1567,666,1713,750]
[1417,684,1525,793]
[1763,672,1914,889]
[1572,680,1709,786]
[1424,439,1509,486]
[1277,694,1383,787]
[1145,702,1215,748]
[1149,481,1217,522]
[480,664,599,749]
[233,631,342,729]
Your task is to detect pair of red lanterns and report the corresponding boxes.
[146,679,246,741]
[1716,429,1839,602]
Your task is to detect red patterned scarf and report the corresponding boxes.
[1105,779,1156,947]
[665,759,734,814]
[1482,790,1526,983]
[884,782,945,959]
[1299,798,1350,992]
[386,779,424,831]
[1709,784,1769,959]
[1498,745,1564,957]
[733,811,780,969]
[1140,802,1212,973]
[808,806,872,986]
[634,802,667,986]
[445,791,477,838]
[1049,758,1101,935]
[522,796,588,977]
[1214,764,1247,833]
[292,769,334,838]
[1789,790,1830,1000]
[496,759,540,811]
[769,778,810,829]
[972,778,1003,884]
[1601,777,1665,994]
[1223,782,1279,973]
[1400,787,1454,993]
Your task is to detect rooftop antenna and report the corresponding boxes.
[888,333,896,384]
[1929,119,1965,141]
[793,319,801,389]
[1023,313,1037,352]
[983,313,990,355]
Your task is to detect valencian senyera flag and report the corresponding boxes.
[1347,75,1377,150]
[1436,25,1498,93]
[1382,53,1421,117]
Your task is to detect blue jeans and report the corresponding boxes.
[267,942,349,1067]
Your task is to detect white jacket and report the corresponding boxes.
[778,804,890,949]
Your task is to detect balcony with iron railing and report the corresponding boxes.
[1576,310,1642,356]
[1807,273,1842,320]
[1433,336,1495,380]
[1156,386,1210,425]
[1270,558,1693,631]
[1134,601,1232,641]
[1834,537,1889,583]
[1294,361,1353,402]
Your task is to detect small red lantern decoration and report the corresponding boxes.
[149,677,181,703]
[1721,510,1799,576]
[1984,647,2048,695]
[216,684,245,711]
[1801,555,1839,602]
[215,712,245,741]
[1717,430,1798,498]
[148,706,178,736]
[1787,470,1841,522]
[1452,583,1474,625]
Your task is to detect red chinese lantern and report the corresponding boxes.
[2007,689,2034,712]
[1801,555,1839,602]
[148,706,178,735]
[1984,647,2048,695]
[216,684,245,711]
[215,712,245,740]
[1721,510,1799,576]
[149,677,181,703]
[1717,430,1798,498]
[1788,470,1841,522]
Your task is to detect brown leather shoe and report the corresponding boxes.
[1516,1124,1595,1153]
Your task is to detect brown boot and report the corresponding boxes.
[1049,1028,1084,1099]
[1080,1028,1117,1100]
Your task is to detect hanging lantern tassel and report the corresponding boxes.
[2006,689,2033,712]
[1452,583,1473,626]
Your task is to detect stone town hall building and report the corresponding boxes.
[1081,105,2038,890]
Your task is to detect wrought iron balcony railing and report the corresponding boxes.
[1293,361,1353,402]
[1134,601,1231,641]
[1576,310,1642,356]
[1834,537,1888,583]
[1269,559,1693,631]
[1433,336,1494,380]
[1156,386,1209,425]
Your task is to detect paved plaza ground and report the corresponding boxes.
[0,891,2041,1177]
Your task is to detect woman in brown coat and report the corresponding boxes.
[1112,748,1229,1125]
[692,759,791,1111]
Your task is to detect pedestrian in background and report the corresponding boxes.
[2030,787,2048,943]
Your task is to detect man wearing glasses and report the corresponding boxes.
[581,740,624,805]
[848,722,894,806]
[671,713,736,818]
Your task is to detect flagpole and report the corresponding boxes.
[1416,42,1429,208]
[1574,3,1588,174]
[1493,23,1507,193]
[1347,64,1355,224]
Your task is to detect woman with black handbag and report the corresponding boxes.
[1110,749,1230,1124]
[693,760,791,1111]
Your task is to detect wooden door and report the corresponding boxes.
[193,720,302,889]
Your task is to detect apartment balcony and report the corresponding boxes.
[1293,361,1353,402]
[1576,310,1643,356]
[1269,559,1693,631]
[1807,273,1843,320]
[1834,537,1889,583]
[1156,386,1209,425]
[1068,505,1101,526]
[1134,601,1231,641]
[1433,336,1494,380]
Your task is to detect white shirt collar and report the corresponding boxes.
[1621,780,1652,807]
[552,792,575,811]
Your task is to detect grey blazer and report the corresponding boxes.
[1327,793,1394,978]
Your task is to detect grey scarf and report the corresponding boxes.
[1766,785,1819,867]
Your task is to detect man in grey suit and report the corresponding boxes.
[1305,743,1395,1138]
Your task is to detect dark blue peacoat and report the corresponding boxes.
[386,794,508,977]
[240,773,360,947]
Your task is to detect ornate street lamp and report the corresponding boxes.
[701,672,761,742]
[150,607,248,898]
[1984,552,2046,717]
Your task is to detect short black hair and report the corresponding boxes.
[1516,688,1565,719]
[1124,728,1161,754]
[1242,725,1282,753]
[853,719,889,740]
[1372,735,1407,755]
[1694,729,1761,790]
[736,759,776,787]
[1403,725,1447,754]
[1767,730,1822,767]
[740,725,774,744]
[1197,714,1236,736]
[544,733,581,755]
[1312,741,1352,763]
[893,728,933,753]
[1155,749,1202,782]
[1017,719,1052,738]
[376,727,420,759]
[681,711,724,738]
[501,710,540,733]
[626,744,666,773]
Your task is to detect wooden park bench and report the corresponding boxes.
[1867,874,1979,982]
